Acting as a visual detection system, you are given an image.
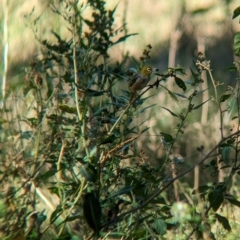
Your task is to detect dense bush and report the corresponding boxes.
[2,1,240,239]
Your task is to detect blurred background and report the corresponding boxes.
[1,0,239,80]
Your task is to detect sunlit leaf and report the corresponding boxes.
[58,104,76,114]
[184,80,194,85]
[48,186,59,197]
[191,7,211,15]
[227,97,237,114]
[234,32,240,56]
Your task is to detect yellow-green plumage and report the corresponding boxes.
[129,65,159,92]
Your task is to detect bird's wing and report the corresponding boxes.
[128,72,142,87]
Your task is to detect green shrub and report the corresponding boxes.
[2,1,240,240]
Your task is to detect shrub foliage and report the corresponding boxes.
[2,1,240,239]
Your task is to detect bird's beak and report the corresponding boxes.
[153,68,159,72]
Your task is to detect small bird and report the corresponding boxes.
[128,65,159,101]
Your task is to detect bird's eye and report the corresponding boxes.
[147,68,151,72]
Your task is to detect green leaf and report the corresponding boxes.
[50,205,62,222]
[173,92,188,98]
[184,80,194,85]
[192,98,212,110]
[227,97,237,114]
[215,213,231,231]
[190,67,201,85]
[141,127,150,134]
[160,85,178,103]
[168,91,179,103]
[220,94,231,103]
[20,131,32,140]
[48,186,59,196]
[174,76,187,91]
[174,66,186,75]
[154,218,167,235]
[58,104,76,114]
[227,138,235,145]
[232,116,238,120]
[210,159,217,166]
[41,168,56,180]
[224,65,238,72]
[86,89,106,97]
[234,32,240,56]
[216,182,227,192]
[63,213,81,222]
[83,193,102,233]
[160,132,174,143]
[79,163,97,182]
[108,186,133,198]
[0,118,8,124]
[191,7,211,15]
[219,138,235,147]
[208,191,224,211]
[160,106,180,118]
[137,103,157,114]
[97,133,116,146]
[232,6,240,19]
[0,200,7,218]
[37,210,47,227]
[221,146,231,165]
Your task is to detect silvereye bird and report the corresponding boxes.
[128,65,159,101]
[128,65,159,92]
